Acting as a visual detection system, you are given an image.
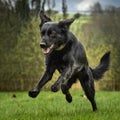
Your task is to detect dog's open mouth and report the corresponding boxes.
[42,44,54,54]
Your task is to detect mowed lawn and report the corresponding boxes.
[0,90,120,120]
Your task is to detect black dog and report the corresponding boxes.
[29,11,110,111]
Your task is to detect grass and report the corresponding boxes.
[0,90,120,120]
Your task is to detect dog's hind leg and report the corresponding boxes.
[61,76,77,103]
[78,67,97,111]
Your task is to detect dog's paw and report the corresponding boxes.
[51,84,60,92]
[28,91,39,98]
[66,93,72,103]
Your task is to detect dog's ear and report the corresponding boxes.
[58,18,75,31]
[39,11,52,28]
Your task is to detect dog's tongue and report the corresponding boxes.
[42,47,51,54]
[42,44,54,54]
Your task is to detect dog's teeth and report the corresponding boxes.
[46,48,50,53]
[42,48,50,54]
[50,44,54,49]
[42,44,54,54]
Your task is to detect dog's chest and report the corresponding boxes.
[54,57,67,72]
[49,54,68,73]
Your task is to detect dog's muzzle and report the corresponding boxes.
[40,42,47,48]
[40,42,54,54]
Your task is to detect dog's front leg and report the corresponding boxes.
[29,68,55,98]
[51,65,75,92]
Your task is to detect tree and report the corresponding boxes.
[15,0,30,20]
[91,2,103,15]
[62,0,67,19]
[32,0,41,15]
[31,0,56,16]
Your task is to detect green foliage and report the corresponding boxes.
[12,18,44,80]
[0,13,44,90]
[79,13,120,90]
[0,91,120,120]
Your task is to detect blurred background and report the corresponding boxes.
[0,0,120,91]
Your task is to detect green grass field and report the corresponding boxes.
[0,90,119,120]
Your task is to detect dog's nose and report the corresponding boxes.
[40,42,47,48]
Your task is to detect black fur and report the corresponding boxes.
[91,51,110,80]
[29,11,110,111]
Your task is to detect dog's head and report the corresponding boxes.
[39,11,75,54]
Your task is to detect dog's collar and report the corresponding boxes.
[55,44,66,51]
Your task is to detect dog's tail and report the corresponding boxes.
[90,51,110,80]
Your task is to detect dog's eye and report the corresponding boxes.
[49,31,56,38]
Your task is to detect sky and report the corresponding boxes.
[50,0,120,14]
